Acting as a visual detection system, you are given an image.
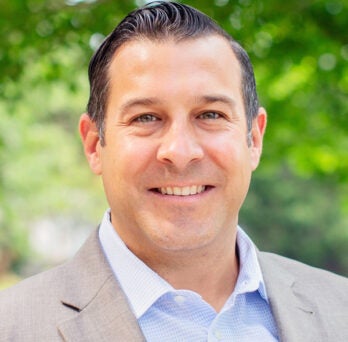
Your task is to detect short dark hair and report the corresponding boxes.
[87,1,259,145]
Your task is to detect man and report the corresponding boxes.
[0,2,347,341]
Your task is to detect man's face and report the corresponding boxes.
[81,35,266,258]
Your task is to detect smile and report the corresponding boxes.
[158,185,206,196]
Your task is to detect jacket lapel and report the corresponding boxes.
[56,229,145,341]
[258,252,326,342]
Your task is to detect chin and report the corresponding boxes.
[149,228,218,253]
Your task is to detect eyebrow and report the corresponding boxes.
[119,97,161,116]
[118,94,237,115]
[195,94,237,110]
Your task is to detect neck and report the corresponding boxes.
[138,237,239,312]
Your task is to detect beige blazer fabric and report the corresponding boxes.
[0,229,347,341]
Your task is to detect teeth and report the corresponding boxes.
[159,185,206,196]
[173,187,181,195]
[182,187,190,196]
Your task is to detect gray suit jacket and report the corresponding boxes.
[0,229,347,341]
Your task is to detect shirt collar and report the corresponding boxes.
[233,228,268,301]
[99,210,173,318]
[98,209,268,318]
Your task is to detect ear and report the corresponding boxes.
[249,107,267,171]
[79,113,102,175]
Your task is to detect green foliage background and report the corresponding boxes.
[0,0,347,278]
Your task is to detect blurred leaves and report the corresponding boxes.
[0,0,347,276]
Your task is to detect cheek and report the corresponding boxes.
[104,137,157,183]
[205,134,250,167]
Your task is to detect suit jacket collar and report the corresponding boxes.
[57,229,145,341]
[258,251,326,342]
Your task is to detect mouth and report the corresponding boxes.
[150,185,212,196]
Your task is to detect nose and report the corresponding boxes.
[157,123,204,171]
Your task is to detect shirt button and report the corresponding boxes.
[174,295,186,304]
[214,330,223,340]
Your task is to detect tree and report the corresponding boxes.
[0,0,347,277]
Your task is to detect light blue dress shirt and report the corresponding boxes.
[99,210,278,341]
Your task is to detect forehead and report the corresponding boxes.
[109,34,240,79]
[106,35,243,110]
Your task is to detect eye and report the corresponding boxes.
[197,111,222,120]
[133,114,159,123]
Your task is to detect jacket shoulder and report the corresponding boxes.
[259,251,348,299]
[258,252,348,340]
[0,261,70,302]
[0,262,76,340]
[0,228,114,341]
